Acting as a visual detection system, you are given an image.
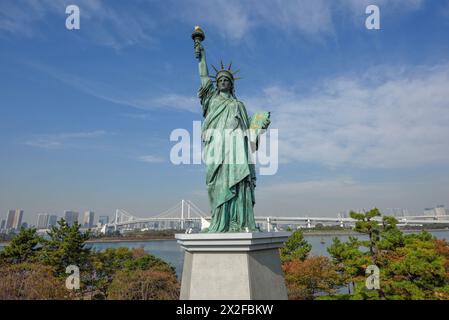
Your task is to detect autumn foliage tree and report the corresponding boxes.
[107,268,180,300]
[280,230,341,299]
[91,247,177,299]
[283,256,340,300]
[0,221,180,300]
[0,263,67,300]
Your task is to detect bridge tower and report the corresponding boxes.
[181,199,184,230]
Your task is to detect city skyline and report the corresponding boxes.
[1,1,449,221]
[1,203,447,230]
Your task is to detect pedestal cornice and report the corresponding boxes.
[175,232,291,252]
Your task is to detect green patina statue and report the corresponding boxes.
[192,26,271,233]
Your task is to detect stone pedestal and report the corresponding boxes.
[175,232,290,300]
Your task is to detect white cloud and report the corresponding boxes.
[0,1,45,37]
[24,130,108,149]
[137,155,165,164]
[176,0,334,41]
[6,0,325,43]
[29,60,449,170]
[27,62,198,113]
[260,178,364,196]
[173,0,426,41]
[119,113,150,120]
[0,0,427,45]
[255,175,449,216]
[0,0,154,49]
[148,94,198,113]
[342,0,424,13]
[179,0,251,41]
[245,63,449,169]
[179,0,333,40]
[251,0,334,36]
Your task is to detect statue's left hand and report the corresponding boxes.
[262,112,271,129]
[262,119,271,130]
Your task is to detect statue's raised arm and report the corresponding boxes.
[192,26,209,86]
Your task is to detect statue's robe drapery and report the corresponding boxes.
[199,79,257,232]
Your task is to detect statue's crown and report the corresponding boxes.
[211,61,241,83]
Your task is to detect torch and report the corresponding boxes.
[192,26,205,60]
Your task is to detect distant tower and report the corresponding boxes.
[423,207,435,216]
[64,211,79,227]
[6,210,15,229]
[7,209,24,230]
[14,210,23,229]
[98,215,109,226]
[435,205,446,217]
[48,215,58,227]
[83,211,95,228]
[37,213,50,229]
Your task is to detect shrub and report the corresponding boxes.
[107,268,180,300]
[0,263,67,300]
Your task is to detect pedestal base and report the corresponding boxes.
[175,232,290,300]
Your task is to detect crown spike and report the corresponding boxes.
[220,60,224,69]
[233,77,242,80]
[211,64,218,73]
[228,61,232,70]
[231,69,240,75]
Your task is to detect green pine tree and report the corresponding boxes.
[40,219,91,276]
[0,228,43,264]
[280,229,312,262]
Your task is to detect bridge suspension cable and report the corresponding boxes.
[152,201,183,219]
[184,200,208,218]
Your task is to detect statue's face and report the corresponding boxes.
[217,76,232,93]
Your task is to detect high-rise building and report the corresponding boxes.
[37,213,50,229]
[6,209,24,230]
[64,211,79,227]
[14,210,24,229]
[424,206,447,217]
[435,205,446,217]
[6,210,15,229]
[83,211,95,228]
[0,219,5,230]
[48,215,58,227]
[98,216,109,225]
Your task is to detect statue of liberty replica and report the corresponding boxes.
[192,26,271,233]
[176,27,288,300]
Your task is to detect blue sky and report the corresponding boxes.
[1,0,449,223]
